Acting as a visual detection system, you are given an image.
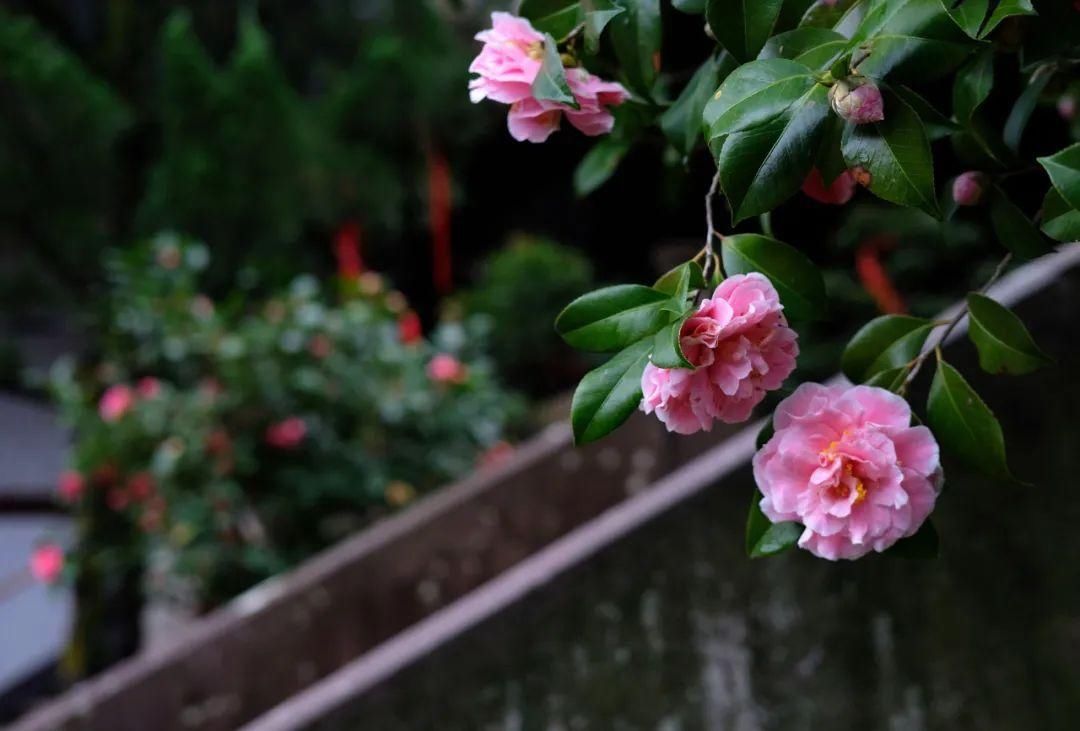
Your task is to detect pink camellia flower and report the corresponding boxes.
[99,384,134,422]
[802,168,857,205]
[427,353,468,384]
[753,383,942,560]
[266,417,307,450]
[136,377,162,400]
[641,273,799,433]
[469,12,629,143]
[829,78,884,124]
[952,171,987,206]
[57,470,85,503]
[29,544,64,584]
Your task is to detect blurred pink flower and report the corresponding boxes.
[127,472,155,502]
[952,171,987,206]
[753,383,942,560]
[478,440,515,470]
[469,12,628,143]
[309,334,333,359]
[57,470,85,503]
[30,544,64,584]
[99,384,134,422]
[136,377,162,400]
[641,274,799,433]
[427,354,468,384]
[266,417,307,450]
[398,311,423,345]
[802,169,856,205]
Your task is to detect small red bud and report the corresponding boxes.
[952,171,987,207]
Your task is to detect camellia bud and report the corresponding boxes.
[829,78,885,125]
[952,171,988,206]
[1058,94,1077,122]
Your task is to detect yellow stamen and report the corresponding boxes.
[854,480,867,504]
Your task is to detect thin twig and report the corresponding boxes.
[703,171,721,281]
[899,253,1012,393]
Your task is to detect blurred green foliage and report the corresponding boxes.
[52,234,523,610]
[460,235,596,393]
[0,1,483,306]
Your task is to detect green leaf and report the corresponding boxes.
[654,260,706,295]
[1037,143,1080,212]
[966,292,1051,375]
[608,0,662,97]
[800,0,864,32]
[660,55,727,155]
[555,285,669,351]
[815,113,849,184]
[746,495,802,558]
[986,185,1053,261]
[659,262,695,315]
[571,339,653,444]
[703,58,816,139]
[716,83,832,222]
[706,0,786,62]
[893,85,960,140]
[1041,187,1080,243]
[864,365,910,392]
[721,234,827,321]
[520,0,584,40]
[758,27,848,69]
[574,137,630,197]
[584,6,625,54]
[1003,65,1052,152]
[842,315,932,382]
[850,0,975,83]
[841,89,939,217]
[926,357,1010,478]
[532,33,579,108]
[953,48,993,126]
[889,520,940,558]
[980,0,1035,38]
[940,0,988,37]
[650,317,693,368]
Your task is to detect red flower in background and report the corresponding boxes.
[266,417,307,450]
[99,384,134,422]
[30,544,64,584]
[427,354,468,384]
[398,311,423,345]
[57,471,85,502]
[137,377,162,400]
[127,472,155,502]
[855,235,907,315]
[802,169,856,205]
[334,221,364,279]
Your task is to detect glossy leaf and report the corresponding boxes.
[532,33,578,108]
[716,83,831,222]
[1037,143,1080,212]
[1041,187,1080,243]
[841,89,939,217]
[571,339,652,444]
[746,494,801,558]
[574,137,629,197]
[966,292,1051,375]
[850,0,974,83]
[940,0,988,37]
[673,0,706,13]
[926,357,1010,478]
[704,58,817,139]
[555,285,669,351]
[654,260,706,296]
[584,6,625,54]
[650,317,693,368]
[608,0,662,97]
[706,0,785,62]
[864,365,910,392]
[721,234,827,321]
[953,48,993,126]
[987,186,1053,261]
[661,55,728,155]
[842,315,932,382]
[980,0,1035,38]
[758,27,847,69]
[800,0,864,31]
[520,0,583,40]
[1003,65,1052,152]
[894,85,960,140]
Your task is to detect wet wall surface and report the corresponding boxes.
[320,268,1080,731]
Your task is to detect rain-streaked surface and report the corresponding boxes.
[318,270,1080,730]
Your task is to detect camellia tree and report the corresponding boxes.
[469,0,1079,561]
